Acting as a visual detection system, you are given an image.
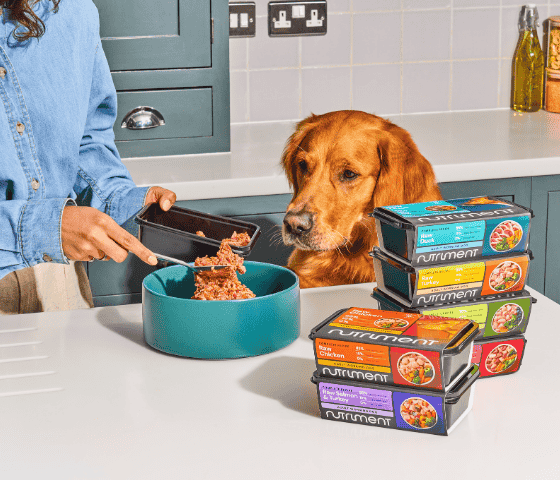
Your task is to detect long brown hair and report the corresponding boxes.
[1,0,60,41]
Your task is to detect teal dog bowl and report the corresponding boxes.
[142,261,300,359]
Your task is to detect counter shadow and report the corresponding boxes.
[95,307,150,350]
[239,355,320,417]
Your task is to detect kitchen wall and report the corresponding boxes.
[229,0,560,123]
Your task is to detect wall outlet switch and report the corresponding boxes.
[268,1,327,37]
[229,2,256,37]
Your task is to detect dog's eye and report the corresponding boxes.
[298,160,308,173]
[342,169,359,180]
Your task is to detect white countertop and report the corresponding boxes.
[0,284,556,480]
[123,109,560,201]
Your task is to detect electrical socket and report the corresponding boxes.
[268,1,327,37]
[229,2,256,38]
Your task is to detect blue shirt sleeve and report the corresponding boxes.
[0,197,76,280]
[73,39,149,232]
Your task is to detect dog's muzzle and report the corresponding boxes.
[283,211,313,238]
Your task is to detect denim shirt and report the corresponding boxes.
[0,0,149,281]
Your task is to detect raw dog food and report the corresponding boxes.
[490,220,523,252]
[425,205,457,211]
[462,197,509,206]
[489,261,521,292]
[397,353,434,385]
[485,344,518,373]
[491,304,523,333]
[192,232,255,300]
[400,398,437,429]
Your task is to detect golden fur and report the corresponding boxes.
[281,110,442,288]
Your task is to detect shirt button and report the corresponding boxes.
[16,122,25,134]
[31,179,40,190]
[0,67,6,80]
[43,254,53,262]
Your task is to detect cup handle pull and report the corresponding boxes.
[121,107,165,130]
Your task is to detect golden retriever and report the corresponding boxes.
[281,110,442,288]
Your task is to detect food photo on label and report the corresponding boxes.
[471,335,527,378]
[371,247,532,308]
[371,287,535,339]
[370,196,532,266]
[309,307,478,392]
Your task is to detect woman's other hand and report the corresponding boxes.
[144,186,177,211]
[61,206,158,265]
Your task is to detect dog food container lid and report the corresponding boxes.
[311,364,480,436]
[371,246,532,308]
[370,196,533,266]
[135,203,261,263]
[471,334,527,378]
[309,307,478,392]
[372,287,536,340]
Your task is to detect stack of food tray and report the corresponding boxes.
[308,308,480,435]
[369,196,535,379]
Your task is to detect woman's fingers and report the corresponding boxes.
[145,186,177,211]
[102,217,157,265]
[61,206,157,266]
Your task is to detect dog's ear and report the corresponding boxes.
[372,124,440,209]
[281,114,320,195]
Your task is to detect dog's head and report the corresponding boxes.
[281,110,439,252]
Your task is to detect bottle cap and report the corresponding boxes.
[519,4,540,30]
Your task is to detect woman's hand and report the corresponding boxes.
[144,186,177,211]
[61,206,158,264]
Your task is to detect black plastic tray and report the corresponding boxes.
[371,287,535,340]
[135,203,261,263]
[311,365,480,436]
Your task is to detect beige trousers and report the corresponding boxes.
[0,262,94,315]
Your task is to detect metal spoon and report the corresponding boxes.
[154,253,231,273]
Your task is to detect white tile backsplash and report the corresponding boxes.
[403,10,451,62]
[403,0,451,10]
[402,62,450,113]
[352,12,401,64]
[302,13,352,66]
[352,64,401,115]
[451,59,499,110]
[248,18,299,69]
[229,0,554,122]
[301,67,351,117]
[453,8,500,59]
[248,69,300,121]
[352,0,401,12]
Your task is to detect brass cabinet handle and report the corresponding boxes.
[121,107,165,130]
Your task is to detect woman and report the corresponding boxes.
[0,0,177,313]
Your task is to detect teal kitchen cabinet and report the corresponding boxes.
[92,0,230,157]
[439,177,532,209]
[529,175,560,302]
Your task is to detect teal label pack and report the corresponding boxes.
[372,197,533,266]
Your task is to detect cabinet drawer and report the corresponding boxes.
[115,88,213,141]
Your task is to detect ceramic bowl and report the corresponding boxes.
[142,261,300,359]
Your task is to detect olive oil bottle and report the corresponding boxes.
[511,4,544,112]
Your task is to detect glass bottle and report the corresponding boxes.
[511,4,545,112]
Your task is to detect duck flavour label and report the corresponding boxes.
[310,308,476,391]
[372,196,532,266]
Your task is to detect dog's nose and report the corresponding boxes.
[284,211,313,235]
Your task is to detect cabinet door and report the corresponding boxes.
[439,178,532,208]
[531,175,560,302]
[93,0,211,71]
